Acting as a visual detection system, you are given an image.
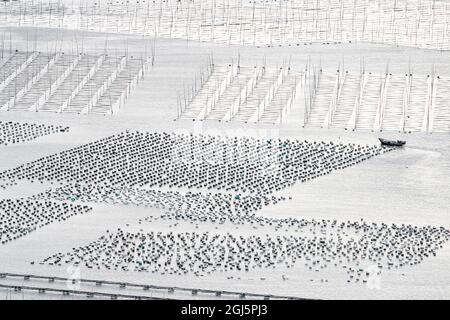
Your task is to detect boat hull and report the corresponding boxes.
[379,138,406,147]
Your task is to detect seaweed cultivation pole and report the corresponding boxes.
[8,29,11,54]
[0,33,4,63]
[149,38,157,67]
[185,0,190,41]
[427,64,435,132]
[3,0,449,49]
[304,59,318,126]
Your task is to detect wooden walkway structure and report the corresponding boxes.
[0,284,164,300]
[0,272,305,300]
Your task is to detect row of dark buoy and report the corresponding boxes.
[31,184,287,222]
[257,41,349,48]
[0,199,91,245]
[0,121,68,146]
[0,130,391,195]
[41,220,450,283]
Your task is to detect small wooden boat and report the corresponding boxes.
[379,138,406,147]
